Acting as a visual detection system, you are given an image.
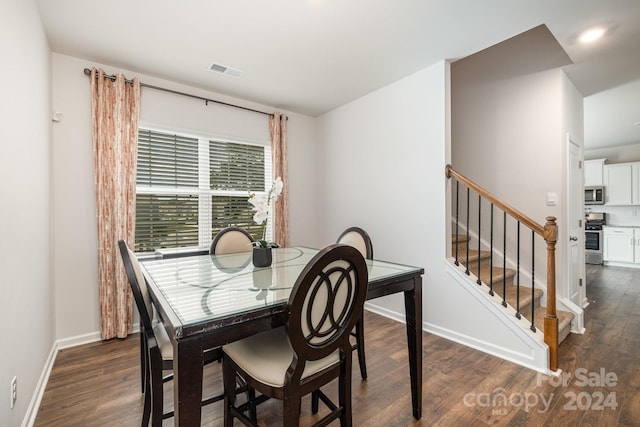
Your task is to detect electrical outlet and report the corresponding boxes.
[10,377,16,409]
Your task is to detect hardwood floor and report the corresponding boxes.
[35,264,640,426]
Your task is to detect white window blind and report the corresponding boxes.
[135,128,271,252]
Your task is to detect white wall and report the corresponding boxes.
[0,0,54,425]
[452,67,563,220]
[316,61,550,371]
[316,62,450,316]
[51,53,318,342]
[451,54,584,298]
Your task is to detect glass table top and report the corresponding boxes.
[140,246,422,327]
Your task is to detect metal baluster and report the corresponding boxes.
[465,187,470,275]
[477,195,482,285]
[455,181,459,266]
[502,211,507,307]
[516,221,521,319]
[531,233,537,332]
[489,204,494,296]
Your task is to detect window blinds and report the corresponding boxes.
[135,128,270,252]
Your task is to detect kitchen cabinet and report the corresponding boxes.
[603,163,634,205]
[584,159,606,186]
[602,161,640,205]
[633,164,640,205]
[603,226,637,263]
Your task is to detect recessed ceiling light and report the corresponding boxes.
[579,27,605,43]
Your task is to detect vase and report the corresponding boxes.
[252,247,272,267]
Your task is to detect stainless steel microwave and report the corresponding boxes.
[585,186,604,205]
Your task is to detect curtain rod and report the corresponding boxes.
[83,68,276,118]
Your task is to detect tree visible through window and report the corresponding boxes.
[135,128,271,252]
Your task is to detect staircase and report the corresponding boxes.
[452,234,575,345]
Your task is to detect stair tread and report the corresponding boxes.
[533,306,574,332]
[452,234,470,243]
[472,265,515,283]
[454,257,575,345]
[494,284,544,310]
[453,248,491,263]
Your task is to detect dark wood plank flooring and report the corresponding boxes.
[34,264,640,426]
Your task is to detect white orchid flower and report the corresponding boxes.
[248,177,284,244]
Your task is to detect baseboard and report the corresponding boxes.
[424,321,549,375]
[56,331,103,350]
[362,301,407,325]
[603,261,640,269]
[21,342,59,427]
[365,283,551,375]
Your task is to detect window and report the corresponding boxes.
[135,128,271,252]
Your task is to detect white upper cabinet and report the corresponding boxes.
[584,159,606,186]
[604,163,633,205]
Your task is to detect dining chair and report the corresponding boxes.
[222,243,368,426]
[118,240,222,426]
[337,226,373,380]
[210,226,255,255]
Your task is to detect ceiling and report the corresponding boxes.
[36,0,640,149]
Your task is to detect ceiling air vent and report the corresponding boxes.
[209,62,243,78]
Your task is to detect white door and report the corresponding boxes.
[568,136,584,307]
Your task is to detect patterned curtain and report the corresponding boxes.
[269,112,289,247]
[90,68,141,339]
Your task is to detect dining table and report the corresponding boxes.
[139,246,424,426]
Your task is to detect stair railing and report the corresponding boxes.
[445,165,559,371]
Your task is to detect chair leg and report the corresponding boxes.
[282,392,301,427]
[223,357,237,427]
[355,317,367,380]
[142,361,151,427]
[140,331,147,393]
[149,349,164,427]
[339,351,353,427]
[247,386,257,422]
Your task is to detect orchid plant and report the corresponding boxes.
[248,177,283,248]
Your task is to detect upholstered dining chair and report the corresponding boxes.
[337,226,373,380]
[210,226,255,255]
[118,240,222,426]
[222,244,368,426]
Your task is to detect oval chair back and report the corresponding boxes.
[287,244,368,371]
[336,226,373,380]
[222,244,368,426]
[337,226,373,260]
[209,226,255,255]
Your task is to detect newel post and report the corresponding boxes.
[543,216,559,371]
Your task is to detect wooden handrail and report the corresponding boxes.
[446,164,559,371]
[446,164,545,236]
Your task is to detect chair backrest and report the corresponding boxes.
[287,244,368,365]
[118,240,154,333]
[336,226,373,260]
[209,227,255,255]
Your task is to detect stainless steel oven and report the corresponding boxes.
[585,212,605,265]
